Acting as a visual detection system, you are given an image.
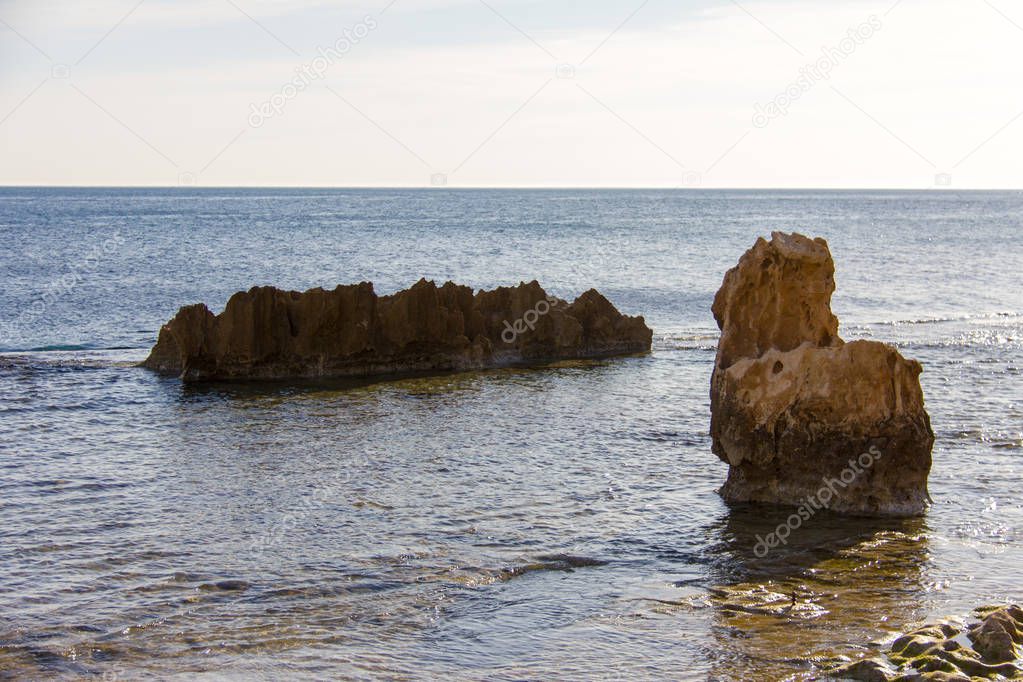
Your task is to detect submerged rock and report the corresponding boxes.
[710,232,934,516]
[824,605,1023,680]
[143,279,651,381]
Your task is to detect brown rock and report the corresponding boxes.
[142,279,651,381]
[710,232,934,516]
[824,606,1023,680]
[825,657,899,681]
[969,605,1023,663]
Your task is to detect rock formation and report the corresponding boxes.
[710,232,933,516]
[825,605,1023,680]
[143,279,651,381]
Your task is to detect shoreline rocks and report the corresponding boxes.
[710,232,934,516]
[142,279,651,382]
[825,605,1023,680]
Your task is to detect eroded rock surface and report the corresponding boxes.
[710,232,934,516]
[143,279,651,381]
[825,605,1023,680]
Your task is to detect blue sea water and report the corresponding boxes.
[0,188,1020,680]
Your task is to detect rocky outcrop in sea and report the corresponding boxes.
[825,605,1023,680]
[142,279,651,381]
[709,232,934,516]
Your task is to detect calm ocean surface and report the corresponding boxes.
[0,188,1021,680]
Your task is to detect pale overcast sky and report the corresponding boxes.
[0,0,1021,187]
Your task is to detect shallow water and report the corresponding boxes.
[0,189,1021,680]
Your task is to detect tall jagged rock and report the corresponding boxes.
[710,232,933,516]
[143,279,651,381]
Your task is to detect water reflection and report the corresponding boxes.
[161,358,625,404]
[700,504,932,680]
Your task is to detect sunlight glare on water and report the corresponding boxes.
[0,189,1021,679]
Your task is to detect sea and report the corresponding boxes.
[0,188,1020,680]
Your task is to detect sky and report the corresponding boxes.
[0,0,1021,188]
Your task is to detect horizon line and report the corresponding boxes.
[1,184,1021,192]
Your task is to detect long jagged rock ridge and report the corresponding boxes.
[710,232,934,516]
[143,279,651,381]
